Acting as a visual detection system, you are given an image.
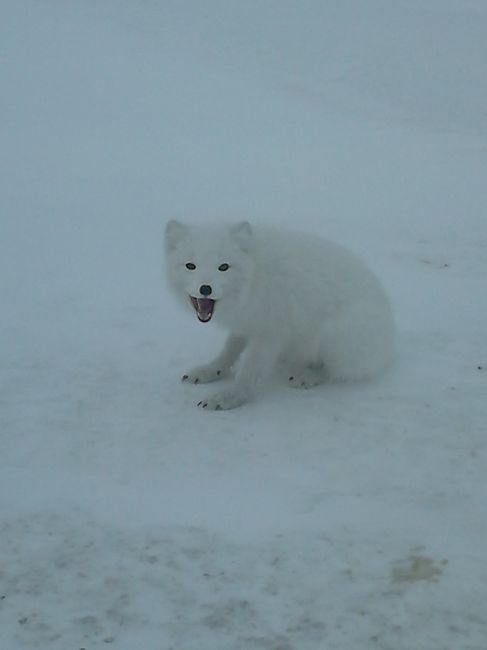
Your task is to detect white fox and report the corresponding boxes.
[165,221,395,410]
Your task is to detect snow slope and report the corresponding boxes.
[1,1,486,648]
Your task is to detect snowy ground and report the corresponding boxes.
[1,1,486,648]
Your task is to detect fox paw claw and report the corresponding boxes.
[197,390,247,411]
[288,369,324,389]
[182,365,225,384]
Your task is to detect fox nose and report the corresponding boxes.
[199,284,212,296]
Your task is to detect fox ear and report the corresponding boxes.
[229,221,253,251]
[165,219,187,251]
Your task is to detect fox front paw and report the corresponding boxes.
[197,389,249,411]
[181,364,227,385]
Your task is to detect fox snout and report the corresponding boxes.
[199,284,212,296]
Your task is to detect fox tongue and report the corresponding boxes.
[197,298,213,320]
[191,297,215,322]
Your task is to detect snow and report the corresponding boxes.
[1,0,486,648]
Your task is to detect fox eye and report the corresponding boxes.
[185,262,196,270]
[218,263,230,272]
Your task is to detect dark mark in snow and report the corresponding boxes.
[391,555,447,584]
[419,259,450,269]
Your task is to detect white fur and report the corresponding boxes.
[165,220,395,410]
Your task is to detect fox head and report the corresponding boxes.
[164,220,255,325]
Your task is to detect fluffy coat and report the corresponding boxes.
[165,220,395,409]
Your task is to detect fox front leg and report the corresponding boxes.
[182,335,246,385]
[198,336,280,410]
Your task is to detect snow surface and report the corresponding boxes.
[1,1,486,648]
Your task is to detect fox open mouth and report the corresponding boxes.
[190,296,216,323]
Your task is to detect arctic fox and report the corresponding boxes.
[165,220,395,410]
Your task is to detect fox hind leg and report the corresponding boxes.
[287,366,325,389]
